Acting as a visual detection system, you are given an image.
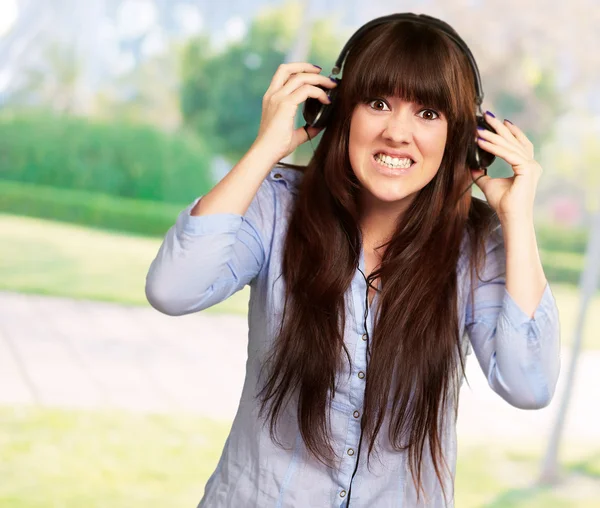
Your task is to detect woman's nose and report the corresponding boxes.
[382,116,413,142]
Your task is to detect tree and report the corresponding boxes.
[179,0,344,163]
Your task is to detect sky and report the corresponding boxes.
[0,0,18,37]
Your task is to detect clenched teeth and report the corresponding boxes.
[375,153,414,169]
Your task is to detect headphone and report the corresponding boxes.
[302,12,496,172]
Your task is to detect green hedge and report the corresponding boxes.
[0,180,591,286]
[0,180,187,237]
[536,223,590,254]
[539,251,584,286]
[0,112,214,203]
[538,248,593,286]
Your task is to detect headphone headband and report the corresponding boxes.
[331,13,484,107]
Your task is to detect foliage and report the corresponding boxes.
[0,180,185,236]
[536,224,590,253]
[0,111,214,203]
[179,1,345,163]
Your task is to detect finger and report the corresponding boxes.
[265,62,323,97]
[503,119,535,153]
[483,111,514,139]
[477,126,521,154]
[287,83,332,108]
[293,125,323,146]
[476,137,529,169]
[273,73,337,101]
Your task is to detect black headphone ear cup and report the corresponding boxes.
[467,114,496,170]
[302,85,338,129]
[302,96,322,127]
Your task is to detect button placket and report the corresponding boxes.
[341,335,363,492]
[341,266,370,502]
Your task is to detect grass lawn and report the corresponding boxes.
[2,213,599,349]
[0,213,249,316]
[0,405,598,508]
[456,441,600,507]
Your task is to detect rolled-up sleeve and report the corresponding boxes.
[145,177,276,316]
[465,224,561,410]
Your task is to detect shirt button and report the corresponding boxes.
[353,410,360,418]
[358,371,365,379]
[340,490,347,498]
[348,448,355,456]
[362,333,368,341]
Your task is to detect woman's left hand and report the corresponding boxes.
[470,111,543,222]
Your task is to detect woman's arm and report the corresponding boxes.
[502,216,548,318]
[190,141,279,217]
[144,146,281,316]
[145,62,335,315]
[465,220,561,410]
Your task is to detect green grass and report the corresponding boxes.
[2,212,600,348]
[0,406,229,508]
[456,442,600,507]
[0,213,249,316]
[0,406,598,508]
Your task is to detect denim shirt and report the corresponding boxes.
[145,166,561,508]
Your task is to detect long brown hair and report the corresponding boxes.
[256,19,498,503]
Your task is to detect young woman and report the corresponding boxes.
[146,14,560,508]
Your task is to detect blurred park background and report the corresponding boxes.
[0,0,599,506]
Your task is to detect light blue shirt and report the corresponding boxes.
[145,166,561,507]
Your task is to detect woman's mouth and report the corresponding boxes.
[372,153,417,175]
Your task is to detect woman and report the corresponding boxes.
[145,14,560,508]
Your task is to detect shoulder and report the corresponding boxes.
[242,165,304,243]
[265,165,304,196]
[248,165,303,219]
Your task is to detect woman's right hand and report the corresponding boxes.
[254,62,338,162]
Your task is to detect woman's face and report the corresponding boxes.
[348,96,448,216]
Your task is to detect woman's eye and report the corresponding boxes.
[419,109,440,121]
[368,99,389,111]
[366,100,440,120]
